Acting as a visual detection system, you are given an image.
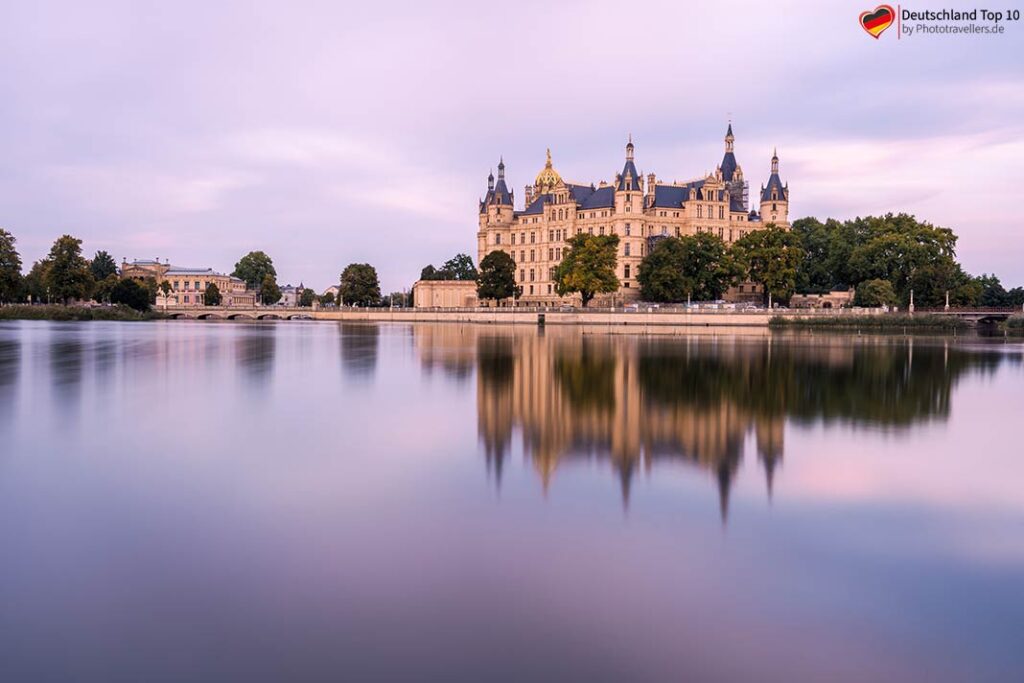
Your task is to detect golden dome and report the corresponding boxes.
[534,148,562,190]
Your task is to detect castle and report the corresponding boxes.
[476,125,789,305]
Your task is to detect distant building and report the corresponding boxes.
[278,283,305,307]
[122,259,256,307]
[413,280,478,308]
[790,289,855,310]
[475,125,790,306]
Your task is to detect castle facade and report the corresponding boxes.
[476,125,789,305]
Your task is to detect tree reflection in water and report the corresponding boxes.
[461,327,1013,520]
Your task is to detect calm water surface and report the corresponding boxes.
[1,320,1022,682]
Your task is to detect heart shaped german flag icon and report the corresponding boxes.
[860,5,895,38]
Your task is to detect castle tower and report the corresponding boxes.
[615,135,642,211]
[759,148,789,228]
[478,158,514,263]
[721,122,748,213]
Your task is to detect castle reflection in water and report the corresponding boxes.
[414,324,1008,520]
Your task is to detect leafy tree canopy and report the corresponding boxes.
[90,250,118,281]
[476,250,521,302]
[638,233,740,303]
[204,282,223,306]
[110,278,151,311]
[0,228,23,303]
[299,287,316,307]
[260,274,282,305]
[44,235,94,304]
[232,251,276,291]
[854,279,897,307]
[554,233,620,307]
[339,263,381,307]
[420,253,478,281]
[731,224,804,305]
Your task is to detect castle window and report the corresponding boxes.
[623,282,630,288]
[529,269,535,282]
[719,227,724,239]
[661,226,667,235]
[675,227,680,237]
[548,284,552,294]
[588,227,593,234]
[548,248,554,260]
[697,205,703,218]
[530,249,535,262]
[719,206,724,219]
[549,230,554,241]
[599,226,605,235]
[529,285,534,294]
[626,205,631,212]
[521,232,525,243]
[729,229,734,241]
[530,232,536,244]
[549,267,555,280]
[495,234,501,245]
[625,223,631,236]
[577,228,582,235]
[624,243,631,256]
[556,247,561,259]
[520,250,525,262]
[624,264,631,278]
[519,269,525,281]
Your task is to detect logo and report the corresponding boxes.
[860,5,896,38]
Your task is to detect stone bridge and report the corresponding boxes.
[161,306,316,320]
[916,308,1019,324]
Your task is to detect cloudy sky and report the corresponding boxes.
[1,0,1022,291]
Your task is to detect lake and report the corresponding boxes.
[0,320,1022,682]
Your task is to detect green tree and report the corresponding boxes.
[442,253,477,281]
[44,235,94,304]
[730,224,804,305]
[159,280,173,300]
[23,260,51,303]
[260,274,282,305]
[420,264,441,281]
[204,282,223,306]
[847,213,958,304]
[0,228,23,303]
[92,274,120,303]
[638,233,740,303]
[90,250,118,281]
[792,217,858,292]
[339,263,381,307]
[232,251,277,291]
[854,279,897,307]
[476,250,521,303]
[109,278,151,311]
[975,274,1009,307]
[319,291,336,307]
[554,233,620,307]
[299,287,316,307]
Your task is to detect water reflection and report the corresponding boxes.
[421,327,1016,518]
[339,323,379,379]
[234,325,276,386]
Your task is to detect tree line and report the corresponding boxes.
[465,213,1023,308]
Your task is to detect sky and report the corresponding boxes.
[1,0,1022,292]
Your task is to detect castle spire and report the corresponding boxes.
[487,169,494,191]
[497,156,505,180]
[771,148,779,174]
[626,134,634,161]
[725,122,734,153]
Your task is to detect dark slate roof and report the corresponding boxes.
[651,180,707,208]
[729,193,746,213]
[580,185,615,209]
[720,151,737,182]
[492,178,513,205]
[617,159,641,191]
[748,209,761,221]
[760,173,785,202]
[521,194,551,215]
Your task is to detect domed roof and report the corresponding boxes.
[534,148,562,190]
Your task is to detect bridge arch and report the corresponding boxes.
[257,313,282,320]
[227,313,255,320]
[197,313,224,320]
